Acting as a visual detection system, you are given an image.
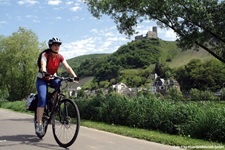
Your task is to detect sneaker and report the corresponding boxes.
[36,124,44,135]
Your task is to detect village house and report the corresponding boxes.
[152,77,180,95]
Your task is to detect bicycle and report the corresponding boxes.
[34,76,80,148]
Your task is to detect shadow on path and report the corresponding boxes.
[0,134,69,150]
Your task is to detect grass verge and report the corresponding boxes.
[81,120,225,150]
[0,101,225,150]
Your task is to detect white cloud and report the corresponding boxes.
[60,28,129,59]
[0,21,7,24]
[66,1,73,5]
[60,24,177,59]
[60,38,95,59]
[158,28,177,41]
[48,0,62,5]
[56,16,62,20]
[90,29,98,33]
[18,0,39,5]
[164,30,177,41]
[67,16,83,21]
[70,3,81,12]
[25,15,40,23]
[0,21,7,28]
[33,19,40,23]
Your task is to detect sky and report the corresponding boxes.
[0,0,177,60]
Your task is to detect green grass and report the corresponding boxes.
[1,101,225,150]
[167,48,214,68]
[81,120,225,150]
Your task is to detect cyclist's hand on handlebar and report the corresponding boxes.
[42,71,51,80]
[74,77,79,82]
[67,77,79,82]
[42,71,51,77]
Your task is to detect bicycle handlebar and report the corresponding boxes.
[51,76,79,83]
[42,72,79,83]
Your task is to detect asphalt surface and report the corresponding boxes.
[0,108,183,150]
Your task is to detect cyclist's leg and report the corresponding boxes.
[36,78,48,125]
[49,78,60,90]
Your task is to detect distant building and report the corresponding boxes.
[135,26,158,41]
[135,35,144,41]
[152,77,180,95]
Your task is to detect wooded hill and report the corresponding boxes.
[60,38,219,90]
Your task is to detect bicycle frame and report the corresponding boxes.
[45,78,64,124]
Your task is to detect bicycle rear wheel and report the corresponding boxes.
[52,99,80,148]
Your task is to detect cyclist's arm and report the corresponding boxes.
[61,60,77,78]
[40,53,47,72]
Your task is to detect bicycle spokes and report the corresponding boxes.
[52,99,80,148]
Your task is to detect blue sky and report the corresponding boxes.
[0,0,177,59]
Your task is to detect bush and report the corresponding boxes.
[181,103,225,141]
[166,87,184,101]
[189,88,219,101]
[76,94,225,142]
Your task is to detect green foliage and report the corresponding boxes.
[87,39,161,85]
[0,27,45,101]
[1,101,27,112]
[95,62,121,82]
[220,88,225,100]
[119,69,150,87]
[99,80,110,88]
[58,54,109,77]
[76,94,225,142]
[166,87,184,101]
[85,0,225,63]
[77,89,86,98]
[113,39,160,69]
[155,62,173,78]
[76,55,108,77]
[181,104,225,141]
[174,59,225,92]
[189,88,219,101]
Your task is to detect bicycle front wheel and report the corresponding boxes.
[52,99,80,148]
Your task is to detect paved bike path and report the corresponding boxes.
[0,108,183,150]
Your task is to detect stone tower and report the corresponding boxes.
[146,26,158,39]
[152,26,157,37]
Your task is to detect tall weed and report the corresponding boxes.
[76,94,225,142]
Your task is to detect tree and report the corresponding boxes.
[84,0,225,63]
[0,27,45,101]
[174,59,225,91]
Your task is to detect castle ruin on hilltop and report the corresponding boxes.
[135,26,158,41]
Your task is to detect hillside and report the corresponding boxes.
[58,53,109,75]
[67,53,109,69]
[67,39,214,70]
[167,47,214,68]
[62,38,215,88]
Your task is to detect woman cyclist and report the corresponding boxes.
[36,37,78,135]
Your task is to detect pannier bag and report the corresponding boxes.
[26,93,38,111]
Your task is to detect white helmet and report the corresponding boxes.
[48,37,62,47]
